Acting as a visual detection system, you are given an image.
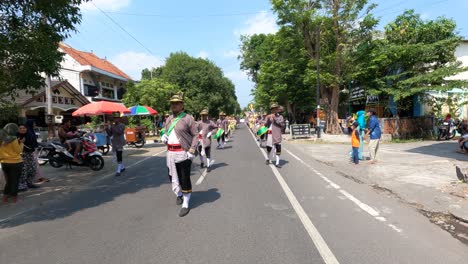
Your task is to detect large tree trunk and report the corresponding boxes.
[326,0,344,134]
[327,85,342,134]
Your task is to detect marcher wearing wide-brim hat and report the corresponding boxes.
[161,92,199,217]
[106,111,126,176]
[216,111,228,149]
[197,108,218,172]
[265,102,284,168]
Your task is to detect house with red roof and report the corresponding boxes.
[58,43,132,102]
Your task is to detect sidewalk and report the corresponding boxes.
[0,143,167,222]
[285,136,468,223]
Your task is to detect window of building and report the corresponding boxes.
[102,88,115,99]
[84,84,100,97]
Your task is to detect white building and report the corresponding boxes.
[425,40,468,119]
[58,43,132,102]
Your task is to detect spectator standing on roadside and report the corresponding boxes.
[17,121,40,191]
[365,109,382,164]
[0,123,23,204]
[351,122,360,165]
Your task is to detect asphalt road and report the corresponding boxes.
[0,124,467,264]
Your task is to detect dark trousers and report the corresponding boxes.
[175,159,192,193]
[267,144,282,155]
[2,162,22,197]
[352,147,359,164]
[217,133,225,144]
[198,145,211,159]
[116,150,123,163]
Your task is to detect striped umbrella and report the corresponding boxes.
[127,105,158,116]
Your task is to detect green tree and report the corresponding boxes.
[0,0,89,101]
[123,79,178,115]
[354,10,468,115]
[270,0,377,133]
[240,27,314,121]
[142,52,240,117]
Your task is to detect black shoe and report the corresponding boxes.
[265,160,270,165]
[179,207,190,217]
[176,196,183,205]
[121,167,126,172]
[115,172,121,177]
[200,163,205,168]
[275,164,282,169]
[207,166,211,173]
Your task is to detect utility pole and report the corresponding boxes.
[315,24,321,138]
[45,75,55,139]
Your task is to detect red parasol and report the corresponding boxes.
[72,101,131,116]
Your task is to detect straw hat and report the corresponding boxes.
[270,102,280,109]
[200,108,209,115]
[170,92,184,103]
[219,111,226,116]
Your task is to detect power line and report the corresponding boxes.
[102,11,264,18]
[91,2,154,55]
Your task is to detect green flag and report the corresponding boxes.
[214,129,224,139]
[257,126,268,136]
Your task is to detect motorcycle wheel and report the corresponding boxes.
[134,140,145,148]
[37,148,49,166]
[448,132,456,140]
[89,156,104,171]
[48,152,63,168]
[437,131,443,141]
[99,145,110,155]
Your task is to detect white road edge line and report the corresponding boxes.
[248,127,340,264]
[196,170,208,185]
[0,149,167,224]
[284,146,404,232]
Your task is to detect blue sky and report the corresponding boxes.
[68,0,468,107]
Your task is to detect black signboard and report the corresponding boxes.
[290,124,311,139]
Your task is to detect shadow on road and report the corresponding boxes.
[210,162,228,170]
[0,155,168,229]
[406,141,468,162]
[190,188,221,209]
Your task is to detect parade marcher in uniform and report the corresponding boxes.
[197,108,218,172]
[216,112,228,149]
[265,103,284,168]
[106,112,126,177]
[161,92,198,217]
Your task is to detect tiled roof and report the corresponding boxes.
[59,43,131,80]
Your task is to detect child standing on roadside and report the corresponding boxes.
[351,122,360,165]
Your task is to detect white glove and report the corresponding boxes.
[161,134,169,143]
[187,151,195,160]
[207,132,212,138]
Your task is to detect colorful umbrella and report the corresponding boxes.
[127,105,158,116]
[72,101,130,116]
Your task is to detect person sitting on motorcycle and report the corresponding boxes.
[65,127,81,151]
[135,122,146,141]
[58,121,82,164]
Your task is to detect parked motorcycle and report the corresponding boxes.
[37,142,55,166]
[438,119,464,140]
[48,133,105,171]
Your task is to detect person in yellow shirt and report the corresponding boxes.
[0,123,23,204]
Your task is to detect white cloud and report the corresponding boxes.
[234,11,278,36]
[81,0,131,12]
[197,51,209,59]
[110,51,164,80]
[225,70,249,82]
[223,50,240,58]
